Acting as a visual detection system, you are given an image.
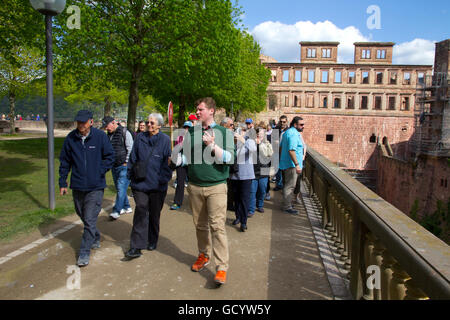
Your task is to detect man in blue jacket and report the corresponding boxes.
[59,110,114,267]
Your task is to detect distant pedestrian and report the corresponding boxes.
[170,121,192,211]
[101,116,134,220]
[59,110,114,267]
[125,113,172,259]
[279,116,305,215]
[248,123,273,215]
[231,125,256,230]
[136,120,146,137]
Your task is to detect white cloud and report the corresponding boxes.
[250,20,435,66]
[393,39,435,65]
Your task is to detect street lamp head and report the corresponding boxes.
[30,0,66,16]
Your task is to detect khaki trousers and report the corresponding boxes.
[282,167,299,210]
[187,182,229,271]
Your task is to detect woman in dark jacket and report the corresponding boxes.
[125,113,172,259]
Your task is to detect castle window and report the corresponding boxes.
[362,49,371,59]
[282,70,289,82]
[295,70,302,82]
[334,98,341,109]
[374,96,382,110]
[376,71,383,84]
[401,96,410,111]
[361,96,368,109]
[376,49,386,59]
[403,72,411,85]
[348,71,355,84]
[389,71,398,84]
[307,48,316,58]
[347,95,355,109]
[326,134,334,142]
[335,71,342,83]
[388,96,396,110]
[362,71,369,84]
[418,72,425,84]
[308,70,315,83]
[370,134,377,143]
[322,48,331,58]
[321,70,329,83]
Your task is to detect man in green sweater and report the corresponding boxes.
[184,97,234,286]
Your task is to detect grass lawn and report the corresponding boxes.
[0,137,117,243]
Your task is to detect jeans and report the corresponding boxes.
[111,165,131,213]
[72,189,104,256]
[249,177,269,213]
[275,169,283,189]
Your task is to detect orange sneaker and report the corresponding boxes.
[214,270,227,285]
[191,253,210,272]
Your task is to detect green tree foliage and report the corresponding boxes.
[0,46,45,132]
[54,0,207,131]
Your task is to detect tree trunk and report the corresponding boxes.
[127,64,142,132]
[178,94,186,128]
[104,95,112,117]
[8,90,16,134]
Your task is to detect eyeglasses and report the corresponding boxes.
[280,120,287,123]
[299,124,305,126]
[148,121,156,125]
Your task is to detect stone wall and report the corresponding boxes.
[376,146,450,217]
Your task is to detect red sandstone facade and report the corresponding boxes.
[259,41,432,170]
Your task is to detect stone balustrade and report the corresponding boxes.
[303,147,450,300]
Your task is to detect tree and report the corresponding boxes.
[54,0,206,131]
[0,46,45,132]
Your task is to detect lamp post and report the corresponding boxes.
[30,0,66,210]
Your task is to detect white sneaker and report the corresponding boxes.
[296,193,302,205]
[120,208,133,215]
[109,212,120,220]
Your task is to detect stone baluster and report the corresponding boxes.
[370,239,385,300]
[380,250,396,300]
[330,191,339,243]
[404,279,429,300]
[325,190,334,234]
[336,200,346,256]
[389,262,411,300]
[344,209,352,276]
[362,232,375,300]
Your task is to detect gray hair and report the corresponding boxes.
[148,113,164,126]
[220,117,233,126]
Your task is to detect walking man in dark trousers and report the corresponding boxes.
[59,110,115,267]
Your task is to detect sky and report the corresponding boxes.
[236,0,450,65]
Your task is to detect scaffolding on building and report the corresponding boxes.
[411,72,450,158]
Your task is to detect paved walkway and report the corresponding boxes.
[0,181,349,300]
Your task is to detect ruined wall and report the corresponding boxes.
[377,149,450,217]
[258,112,414,170]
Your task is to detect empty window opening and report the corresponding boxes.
[321,70,329,83]
[307,48,316,58]
[362,71,369,84]
[295,70,302,82]
[361,96,368,109]
[335,71,342,83]
[321,97,328,108]
[376,49,386,59]
[322,48,331,58]
[334,98,341,109]
[347,96,355,109]
[369,134,377,143]
[418,72,425,84]
[390,71,397,84]
[388,96,396,110]
[326,134,334,142]
[348,71,355,84]
[376,72,383,84]
[401,97,410,111]
[403,72,411,85]
[362,49,371,59]
[283,70,289,82]
[308,70,315,82]
[374,96,382,110]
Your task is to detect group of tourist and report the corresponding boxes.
[58,97,306,287]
